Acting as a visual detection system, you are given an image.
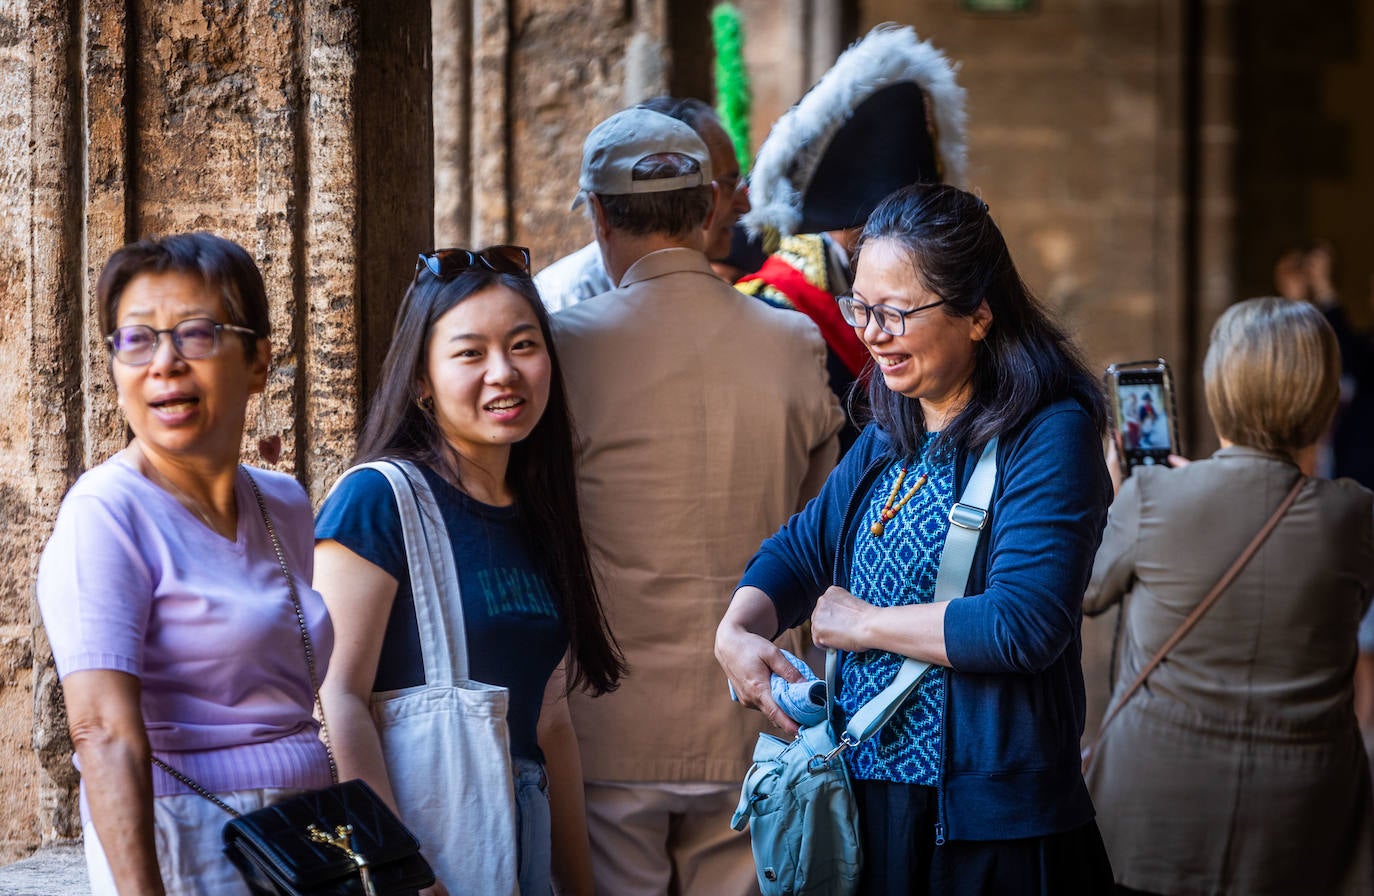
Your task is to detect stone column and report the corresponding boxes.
[433,0,473,247]
[304,2,365,503]
[10,0,92,855]
[1189,0,1236,449]
[472,0,511,245]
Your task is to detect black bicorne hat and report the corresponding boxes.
[744,24,968,250]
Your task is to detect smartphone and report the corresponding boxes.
[1105,359,1180,476]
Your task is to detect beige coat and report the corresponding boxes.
[553,248,844,783]
[1084,446,1374,895]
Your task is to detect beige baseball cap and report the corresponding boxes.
[571,108,713,210]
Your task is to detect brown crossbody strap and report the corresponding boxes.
[1084,474,1306,769]
[152,467,338,817]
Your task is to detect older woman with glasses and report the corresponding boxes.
[36,232,334,896]
[314,246,624,896]
[717,184,1116,894]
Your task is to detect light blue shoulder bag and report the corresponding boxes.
[730,439,998,896]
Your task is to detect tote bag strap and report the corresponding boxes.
[329,461,469,684]
[830,438,999,747]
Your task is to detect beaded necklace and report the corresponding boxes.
[870,466,928,537]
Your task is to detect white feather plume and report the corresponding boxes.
[744,23,968,240]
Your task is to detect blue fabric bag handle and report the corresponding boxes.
[829,437,998,748]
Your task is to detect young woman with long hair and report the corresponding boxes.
[315,247,624,896]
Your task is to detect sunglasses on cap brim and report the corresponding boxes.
[414,245,532,281]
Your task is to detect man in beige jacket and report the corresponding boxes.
[553,107,844,895]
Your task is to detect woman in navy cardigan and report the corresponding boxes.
[716,184,1116,895]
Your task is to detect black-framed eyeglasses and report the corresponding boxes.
[836,294,947,337]
[105,318,259,366]
[415,245,532,282]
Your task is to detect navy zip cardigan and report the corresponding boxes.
[738,398,1112,842]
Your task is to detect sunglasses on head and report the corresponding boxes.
[415,245,532,281]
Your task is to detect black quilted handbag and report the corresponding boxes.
[152,472,436,896]
[221,779,434,896]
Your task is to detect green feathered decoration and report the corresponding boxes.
[711,3,752,175]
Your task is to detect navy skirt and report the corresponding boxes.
[854,780,1115,896]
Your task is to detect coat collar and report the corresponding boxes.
[1210,444,1298,467]
[618,247,717,289]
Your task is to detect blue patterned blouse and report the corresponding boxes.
[839,437,955,785]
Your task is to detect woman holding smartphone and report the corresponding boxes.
[315,247,624,896]
[1084,297,1374,895]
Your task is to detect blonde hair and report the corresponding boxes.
[1204,297,1340,455]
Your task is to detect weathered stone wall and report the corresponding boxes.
[509,0,858,269]
[0,0,33,860]
[4,0,86,860]
[666,0,847,153]
[861,1,1192,386]
[506,0,668,262]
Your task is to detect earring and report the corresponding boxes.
[417,395,435,413]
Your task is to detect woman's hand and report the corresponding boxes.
[716,626,804,736]
[420,881,450,896]
[810,586,879,653]
[716,588,802,736]
[1107,434,1191,496]
[812,590,951,667]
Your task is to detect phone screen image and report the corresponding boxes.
[1110,365,1176,473]
[1115,382,1170,453]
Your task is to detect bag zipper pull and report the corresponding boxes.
[934,822,945,846]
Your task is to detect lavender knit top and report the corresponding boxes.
[37,456,334,809]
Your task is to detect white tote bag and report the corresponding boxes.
[335,461,520,896]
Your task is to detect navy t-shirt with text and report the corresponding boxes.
[315,464,567,762]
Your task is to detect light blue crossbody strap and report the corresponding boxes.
[838,437,999,746]
[932,436,999,606]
